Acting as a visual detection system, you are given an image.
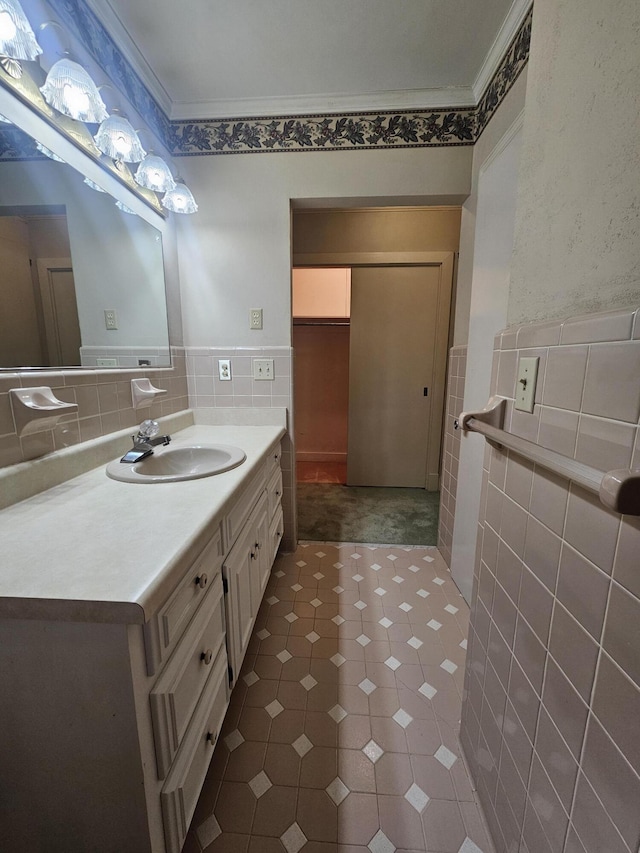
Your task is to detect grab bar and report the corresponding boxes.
[454,397,640,516]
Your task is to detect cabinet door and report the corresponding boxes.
[254,501,271,605]
[222,521,255,683]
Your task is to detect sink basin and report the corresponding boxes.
[106,444,246,483]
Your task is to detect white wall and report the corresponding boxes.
[453,71,527,346]
[508,0,640,325]
[175,147,472,347]
[450,122,523,602]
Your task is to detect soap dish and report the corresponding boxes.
[10,387,79,437]
[131,378,168,409]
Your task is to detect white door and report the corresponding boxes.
[347,264,448,488]
[37,258,81,366]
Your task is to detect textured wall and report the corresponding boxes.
[508,0,640,325]
[460,305,640,853]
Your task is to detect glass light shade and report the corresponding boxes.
[83,176,106,192]
[0,112,11,123]
[161,182,198,214]
[40,58,108,123]
[0,0,42,61]
[36,141,64,162]
[115,200,135,215]
[135,154,175,193]
[94,114,146,162]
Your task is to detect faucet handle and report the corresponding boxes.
[138,419,159,439]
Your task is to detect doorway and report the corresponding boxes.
[291,207,460,545]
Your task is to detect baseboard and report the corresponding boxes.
[296,452,347,463]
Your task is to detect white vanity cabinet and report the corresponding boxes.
[0,430,285,853]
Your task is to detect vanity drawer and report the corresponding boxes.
[267,442,282,478]
[150,572,226,779]
[160,646,229,853]
[224,466,266,551]
[144,526,223,675]
[266,465,283,520]
[269,505,284,563]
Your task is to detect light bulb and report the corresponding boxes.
[113,133,131,156]
[62,83,90,118]
[0,10,17,42]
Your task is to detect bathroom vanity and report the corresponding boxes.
[0,421,285,853]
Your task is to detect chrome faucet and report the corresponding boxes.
[120,419,171,463]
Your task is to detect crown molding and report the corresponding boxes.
[82,0,173,117]
[169,87,476,121]
[472,0,533,102]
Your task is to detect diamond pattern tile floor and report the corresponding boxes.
[186,543,496,853]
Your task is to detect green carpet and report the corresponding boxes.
[297,484,440,545]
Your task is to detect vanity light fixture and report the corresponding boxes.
[161,180,198,214]
[134,153,175,193]
[36,140,64,162]
[0,0,42,78]
[83,176,106,192]
[115,199,136,214]
[40,57,108,123]
[94,114,146,162]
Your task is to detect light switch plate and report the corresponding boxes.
[253,358,274,380]
[514,356,539,413]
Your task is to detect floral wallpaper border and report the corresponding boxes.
[3,1,531,158]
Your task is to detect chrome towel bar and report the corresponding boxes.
[455,397,640,516]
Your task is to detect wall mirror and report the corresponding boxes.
[0,111,171,370]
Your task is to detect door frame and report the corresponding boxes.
[292,251,454,491]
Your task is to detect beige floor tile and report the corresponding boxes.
[269,708,306,744]
[193,543,497,853]
[214,781,256,834]
[378,794,428,849]
[374,752,414,795]
[300,746,338,789]
[422,799,468,852]
[252,784,298,837]
[224,741,268,782]
[297,788,339,842]
[337,792,379,845]
[202,831,250,852]
[305,711,340,747]
[338,748,377,793]
[237,706,272,742]
[246,836,283,853]
[405,718,443,756]
[338,714,372,749]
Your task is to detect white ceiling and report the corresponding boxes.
[93,0,527,119]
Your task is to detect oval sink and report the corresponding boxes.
[106,444,246,483]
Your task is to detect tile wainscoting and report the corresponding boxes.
[185,347,296,552]
[0,349,189,468]
[439,346,468,567]
[459,306,640,853]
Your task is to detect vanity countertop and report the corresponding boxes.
[0,424,285,625]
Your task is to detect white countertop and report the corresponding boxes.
[0,424,285,624]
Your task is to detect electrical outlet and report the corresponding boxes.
[514,356,539,412]
[104,309,118,330]
[253,358,274,380]
[250,308,263,330]
[218,359,231,380]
